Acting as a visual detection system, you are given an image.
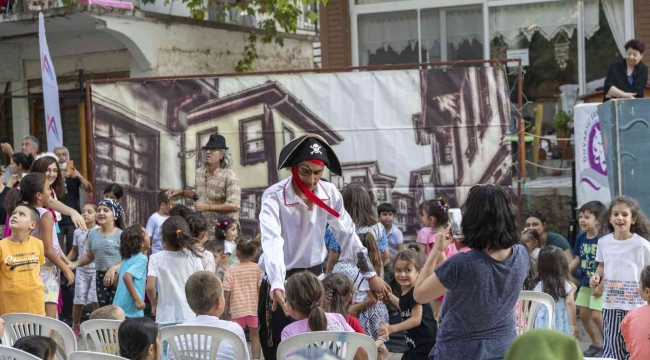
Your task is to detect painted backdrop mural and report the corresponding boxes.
[90,68,512,239]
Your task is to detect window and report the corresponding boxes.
[240,193,256,220]
[283,125,295,145]
[376,188,386,202]
[351,176,368,184]
[239,117,265,165]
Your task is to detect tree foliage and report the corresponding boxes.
[140,0,327,72]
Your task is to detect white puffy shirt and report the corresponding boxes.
[259,176,375,294]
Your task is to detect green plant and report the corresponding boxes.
[145,0,327,72]
[553,110,572,134]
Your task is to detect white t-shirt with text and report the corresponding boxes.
[595,233,650,310]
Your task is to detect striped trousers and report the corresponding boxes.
[603,308,630,360]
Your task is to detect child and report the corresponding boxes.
[146,191,172,255]
[187,214,216,272]
[569,200,606,357]
[103,183,124,202]
[417,197,457,321]
[172,271,250,360]
[118,317,161,360]
[281,272,358,341]
[90,305,126,320]
[590,196,650,360]
[331,232,388,342]
[70,199,125,308]
[0,203,45,316]
[13,336,57,360]
[322,273,389,359]
[146,216,203,357]
[204,239,226,280]
[67,202,99,337]
[215,216,238,266]
[169,204,193,219]
[621,265,650,360]
[521,229,541,260]
[533,245,578,336]
[4,172,74,318]
[223,236,264,360]
[113,225,151,318]
[378,249,436,360]
[378,202,404,258]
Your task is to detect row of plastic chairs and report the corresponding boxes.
[0,346,124,359]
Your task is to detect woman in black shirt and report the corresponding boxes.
[603,39,648,102]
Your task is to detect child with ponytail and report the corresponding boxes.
[223,236,264,360]
[331,232,389,342]
[4,172,75,318]
[281,272,356,339]
[146,216,203,358]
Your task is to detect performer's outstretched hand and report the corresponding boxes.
[368,276,392,300]
[272,289,289,316]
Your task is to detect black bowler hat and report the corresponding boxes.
[202,134,228,150]
[278,134,342,176]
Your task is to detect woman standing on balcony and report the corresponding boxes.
[603,39,648,101]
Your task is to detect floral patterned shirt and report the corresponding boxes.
[195,167,241,240]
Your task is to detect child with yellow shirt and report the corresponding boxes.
[0,204,45,316]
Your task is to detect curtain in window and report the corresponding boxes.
[446,8,483,49]
[358,10,418,66]
[601,0,626,57]
[490,0,599,44]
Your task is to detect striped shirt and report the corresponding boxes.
[87,228,123,272]
[223,262,264,319]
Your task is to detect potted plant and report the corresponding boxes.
[553,110,573,161]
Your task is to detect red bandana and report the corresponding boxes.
[291,160,340,218]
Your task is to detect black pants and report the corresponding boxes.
[96,270,117,308]
[258,265,322,360]
[57,223,76,254]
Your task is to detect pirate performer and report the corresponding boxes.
[258,133,391,359]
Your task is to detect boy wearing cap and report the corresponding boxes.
[257,133,391,360]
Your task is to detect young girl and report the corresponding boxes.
[118,317,161,360]
[417,197,457,321]
[187,214,216,272]
[104,183,124,202]
[621,265,650,360]
[521,229,541,260]
[146,216,203,357]
[378,249,436,360]
[114,225,151,318]
[590,196,650,360]
[4,172,75,318]
[533,245,578,337]
[331,232,389,343]
[70,199,125,307]
[13,336,57,360]
[223,236,264,360]
[67,203,99,337]
[281,272,359,343]
[215,216,238,266]
[322,273,390,359]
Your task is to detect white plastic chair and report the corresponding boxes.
[159,325,247,360]
[80,320,123,355]
[69,351,127,360]
[516,291,556,335]
[1,313,77,356]
[276,331,378,360]
[0,345,42,360]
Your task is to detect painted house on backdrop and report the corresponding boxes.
[391,191,416,234]
[186,81,344,236]
[330,161,397,205]
[411,67,511,208]
[92,80,219,226]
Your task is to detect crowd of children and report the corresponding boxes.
[2,156,650,360]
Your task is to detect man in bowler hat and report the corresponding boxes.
[167,134,241,240]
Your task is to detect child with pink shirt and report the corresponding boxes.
[416,197,457,321]
[621,265,650,360]
[281,272,369,359]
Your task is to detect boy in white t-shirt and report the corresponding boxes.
[146,191,172,254]
[169,271,250,360]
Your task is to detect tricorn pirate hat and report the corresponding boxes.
[278,134,342,176]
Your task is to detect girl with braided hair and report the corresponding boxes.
[223,235,264,360]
